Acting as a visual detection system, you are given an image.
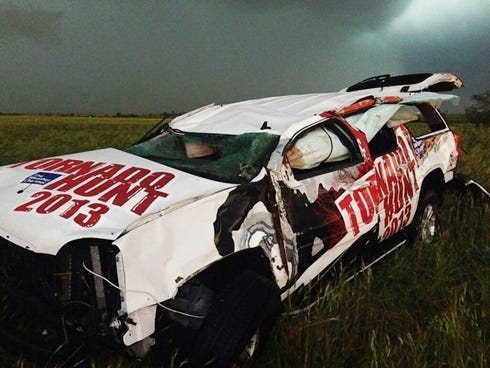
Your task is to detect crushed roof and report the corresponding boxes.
[170,89,459,136]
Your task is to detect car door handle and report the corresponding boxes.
[349,181,371,190]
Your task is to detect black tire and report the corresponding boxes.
[187,270,282,368]
[409,190,441,243]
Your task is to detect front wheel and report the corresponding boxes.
[188,270,282,368]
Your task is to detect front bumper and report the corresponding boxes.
[0,236,123,355]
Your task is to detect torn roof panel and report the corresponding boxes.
[346,93,459,141]
[400,92,460,106]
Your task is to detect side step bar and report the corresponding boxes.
[344,238,407,283]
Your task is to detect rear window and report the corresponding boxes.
[403,103,448,138]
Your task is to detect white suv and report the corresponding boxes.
[0,73,466,367]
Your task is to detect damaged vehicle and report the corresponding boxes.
[0,72,479,367]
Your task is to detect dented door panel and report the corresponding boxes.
[213,177,291,287]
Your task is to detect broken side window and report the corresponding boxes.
[285,119,362,179]
[368,125,398,158]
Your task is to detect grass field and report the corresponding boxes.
[0,115,488,368]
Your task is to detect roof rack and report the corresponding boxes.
[346,73,433,92]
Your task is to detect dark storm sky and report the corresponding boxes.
[1,0,489,114]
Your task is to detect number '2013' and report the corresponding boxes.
[14,191,109,228]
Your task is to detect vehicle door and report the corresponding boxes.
[276,115,379,279]
[368,123,418,240]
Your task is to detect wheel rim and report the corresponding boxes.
[234,330,260,366]
[243,332,259,358]
[420,203,436,242]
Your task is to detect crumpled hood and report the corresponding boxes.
[0,148,236,255]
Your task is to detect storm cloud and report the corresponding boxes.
[0,3,63,43]
[0,0,488,114]
[225,0,408,29]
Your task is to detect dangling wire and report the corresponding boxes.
[82,262,205,319]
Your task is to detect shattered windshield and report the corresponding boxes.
[127,130,279,184]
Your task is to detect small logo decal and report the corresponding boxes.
[22,172,62,185]
[410,136,425,156]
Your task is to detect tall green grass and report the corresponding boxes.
[0,115,488,367]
